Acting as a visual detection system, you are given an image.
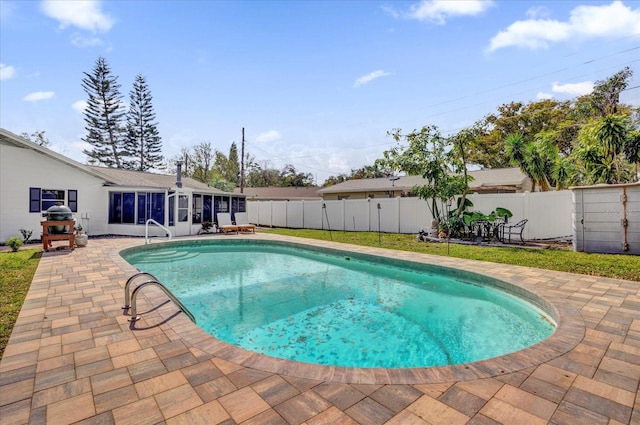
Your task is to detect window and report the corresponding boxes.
[109,192,135,224]
[192,194,202,223]
[178,195,189,222]
[136,192,165,225]
[29,188,78,213]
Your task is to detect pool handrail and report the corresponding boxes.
[145,218,172,244]
[123,271,158,310]
[124,273,196,324]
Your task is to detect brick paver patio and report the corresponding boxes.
[1,234,638,424]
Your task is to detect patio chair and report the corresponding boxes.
[216,213,239,234]
[234,212,255,234]
[499,219,528,245]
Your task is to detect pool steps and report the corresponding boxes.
[132,249,200,264]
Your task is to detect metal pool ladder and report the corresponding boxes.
[123,272,196,323]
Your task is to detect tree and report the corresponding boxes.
[594,114,630,184]
[124,74,163,171]
[192,142,214,183]
[590,66,633,117]
[227,142,240,185]
[81,56,126,168]
[623,130,640,179]
[381,125,467,223]
[279,164,314,187]
[20,130,50,148]
[505,132,558,191]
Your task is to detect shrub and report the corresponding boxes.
[6,236,23,252]
[19,228,33,244]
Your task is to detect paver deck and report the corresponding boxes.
[1,234,638,425]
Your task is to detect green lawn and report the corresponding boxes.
[261,228,639,282]
[0,248,41,358]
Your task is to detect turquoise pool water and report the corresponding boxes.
[122,240,556,368]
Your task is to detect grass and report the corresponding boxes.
[261,228,640,282]
[0,248,42,358]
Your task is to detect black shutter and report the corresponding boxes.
[29,188,41,213]
[68,190,78,212]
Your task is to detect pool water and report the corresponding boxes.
[123,241,556,368]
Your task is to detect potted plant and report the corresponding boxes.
[199,221,214,235]
[74,225,88,247]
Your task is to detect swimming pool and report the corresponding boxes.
[122,239,556,369]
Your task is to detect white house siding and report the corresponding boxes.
[0,143,108,243]
[572,183,640,255]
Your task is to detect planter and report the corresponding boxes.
[75,233,89,247]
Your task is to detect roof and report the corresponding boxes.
[234,186,321,200]
[1,127,237,195]
[87,166,232,194]
[317,167,529,194]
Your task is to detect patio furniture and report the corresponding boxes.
[498,219,528,245]
[233,212,255,234]
[216,213,239,234]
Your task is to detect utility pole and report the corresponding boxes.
[240,127,245,193]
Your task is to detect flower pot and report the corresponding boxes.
[75,233,89,247]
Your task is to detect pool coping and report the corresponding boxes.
[118,234,585,385]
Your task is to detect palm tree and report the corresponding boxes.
[595,115,628,184]
[623,130,640,180]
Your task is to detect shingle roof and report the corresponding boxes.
[87,166,233,194]
[317,167,528,194]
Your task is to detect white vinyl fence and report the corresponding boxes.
[247,191,573,240]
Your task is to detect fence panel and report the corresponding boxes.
[303,200,323,229]
[322,201,345,231]
[286,201,304,228]
[344,199,371,231]
[399,197,435,233]
[271,202,288,228]
[370,198,400,233]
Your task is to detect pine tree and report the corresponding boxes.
[227,142,240,184]
[125,74,163,171]
[81,56,126,168]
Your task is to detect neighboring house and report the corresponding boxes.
[317,167,532,200]
[234,186,321,201]
[0,128,246,243]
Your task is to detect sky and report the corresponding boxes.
[1,0,639,184]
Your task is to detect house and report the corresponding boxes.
[0,128,246,243]
[316,167,532,200]
[233,186,321,201]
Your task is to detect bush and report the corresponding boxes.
[6,236,23,252]
[19,228,33,244]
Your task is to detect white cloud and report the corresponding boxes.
[537,92,554,100]
[0,63,16,80]
[551,81,593,96]
[526,6,551,20]
[71,34,104,48]
[256,130,282,143]
[406,0,494,24]
[23,91,55,102]
[354,70,391,88]
[488,1,640,52]
[41,0,114,33]
[72,100,87,112]
[327,154,350,175]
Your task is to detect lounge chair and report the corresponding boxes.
[234,212,256,234]
[216,213,239,234]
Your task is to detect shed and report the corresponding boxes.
[571,182,639,255]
